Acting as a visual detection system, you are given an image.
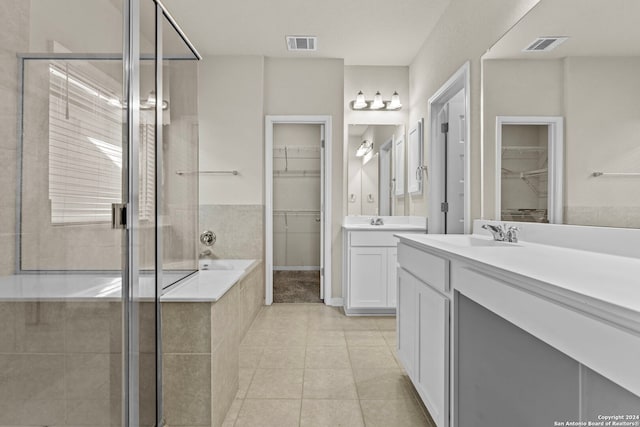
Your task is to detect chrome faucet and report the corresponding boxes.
[370,217,384,226]
[482,224,506,241]
[482,223,519,243]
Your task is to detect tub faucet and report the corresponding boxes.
[370,217,384,226]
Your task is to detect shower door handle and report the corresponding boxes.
[111,203,127,229]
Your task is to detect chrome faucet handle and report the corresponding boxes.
[370,217,384,226]
[506,225,520,243]
[200,230,216,246]
[482,223,506,241]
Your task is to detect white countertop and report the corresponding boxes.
[342,215,426,231]
[395,233,640,327]
[343,223,426,231]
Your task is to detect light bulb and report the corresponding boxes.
[353,91,367,109]
[370,91,384,110]
[387,91,402,110]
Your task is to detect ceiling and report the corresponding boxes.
[485,0,640,60]
[161,0,450,65]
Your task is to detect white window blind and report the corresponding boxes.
[48,61,155,224]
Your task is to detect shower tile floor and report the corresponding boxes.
[273,271,322,303]
[223,303,435,426]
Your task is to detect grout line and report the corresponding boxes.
[345,336,367,426]
[299,345,307,427]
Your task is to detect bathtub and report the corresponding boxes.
[198,258,255,271]
[163,259,259,302]
[0,271,191,301]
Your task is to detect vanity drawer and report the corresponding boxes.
[398,243,449,293]
[350,231,398,247]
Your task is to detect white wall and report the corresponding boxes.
[264,57,344,299]
[563,56,640,227]
[408,0,541,221]
[198,56,265,205]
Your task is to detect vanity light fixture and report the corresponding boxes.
[356,140,373,157]
[349,91,402,111]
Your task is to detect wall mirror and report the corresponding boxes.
[482,0,640,228]
[347,124,405,216]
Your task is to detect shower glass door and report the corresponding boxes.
[2,1,199,426]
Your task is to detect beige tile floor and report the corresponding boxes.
[223,303,436,427]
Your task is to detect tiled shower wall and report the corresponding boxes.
[565,207,640,229]
[199,204,264,260]
[0,0,28,276]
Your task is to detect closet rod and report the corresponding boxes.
[176,170,239,176]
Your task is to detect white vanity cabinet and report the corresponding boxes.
[342,225,424,315]
[397,225,640,427]
[344,231,399,315]
[397,245,450,427]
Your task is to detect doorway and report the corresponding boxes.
[428,62,471,234]
[495,116,564,223]
[265,116,332,305]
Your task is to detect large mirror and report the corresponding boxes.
[482,0,640,228]
[347,124,405,216]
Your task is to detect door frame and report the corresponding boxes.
[495,116,564,224]
[428,61,471,234]
[265,115,332,305]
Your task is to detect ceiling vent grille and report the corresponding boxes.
[523,36,569,52]
[286,36,317,51]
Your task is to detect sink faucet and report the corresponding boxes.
[482,223,519,243]
[482,224,506,241]
[370,217,384,226]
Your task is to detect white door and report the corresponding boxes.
[445,89,466,234]
[397,268,417,377]
[416,280,450,427]
[433,89,466,234]
[349,247,387,308]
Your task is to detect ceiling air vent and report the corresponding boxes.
[286,36,317,51]
[523,36,569,52]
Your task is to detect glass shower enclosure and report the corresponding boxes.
[0,1,199,425]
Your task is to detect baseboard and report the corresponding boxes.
[326,297,343,307]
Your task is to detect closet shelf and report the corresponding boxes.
[273,169,320,177]
[502,146,547,152]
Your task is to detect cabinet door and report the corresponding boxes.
[397,268,417,378]
[349,247,387,308]
[416,281,450,427]
[387,247,398,308]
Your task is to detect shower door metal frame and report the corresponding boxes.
[13,1,200,424]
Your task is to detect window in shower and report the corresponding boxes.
[48,61,156,224]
